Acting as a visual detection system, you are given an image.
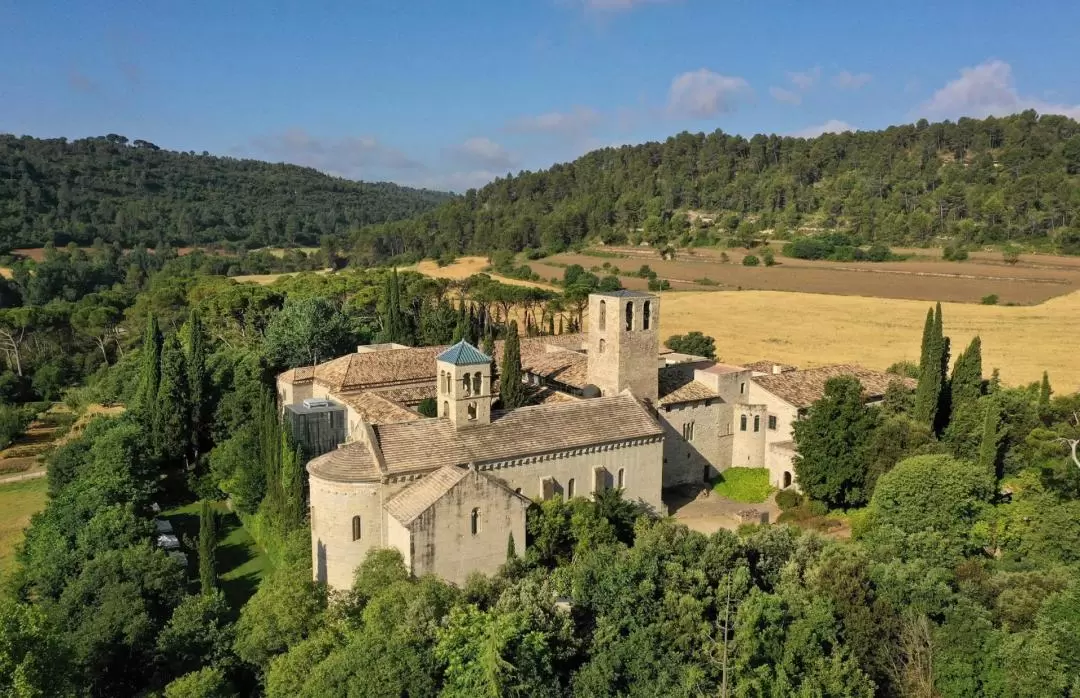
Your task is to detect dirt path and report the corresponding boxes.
[0,470,46,485]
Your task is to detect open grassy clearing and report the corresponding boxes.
[660,288,1080,391]
[406,257,560,290]
[0,477,48,576]
[711,467,774,503]
[163,500,270,607]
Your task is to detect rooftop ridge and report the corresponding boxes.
[437,340,492,366]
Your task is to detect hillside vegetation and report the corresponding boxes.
[352,111,1080,262]
[0,134,452,249]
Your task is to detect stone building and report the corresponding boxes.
[280,289,912,589]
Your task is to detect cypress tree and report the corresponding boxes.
[507,532,516,561]
[977,399,1002,480]
[481,333,495,358]
[500,321,528,410]
[1039,371,1052,410]
[155,335,191,463]
[989,368,1002,394]
[185,309,208,462]
[948,336,983,422]
[279,438,305,532]
[380,268,411,345]
[135,314,163,422]
[917,307,935,373]
[198,499,217,593]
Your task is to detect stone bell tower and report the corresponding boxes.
[436,340,493,429]
[586,290,659,404]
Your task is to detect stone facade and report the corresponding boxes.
[586,291,659,404]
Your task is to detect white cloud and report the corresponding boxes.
[507,106,603,136]
[789,119,856,138]
[769,86,801,105]
[833,70,872,89]
[667,69,750,118]
[447,137,517,170]
[788,67,821,91]
[921,59,1080,120]
[247,129,423,179]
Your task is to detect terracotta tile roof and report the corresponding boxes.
[658,365,721,406]
[371,384,438,406]
[278,365,315,385]
[309,393,663,481]
[752,364,916,409]
[521,349,589,389]
[338,391,421,425]
[527,386,581,406]
[700,363,750,375]
[742,360,799,375]
[384,465,471,525]
[307,441,381,482]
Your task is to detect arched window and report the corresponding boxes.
[625,301,634,331]
[617,468,625,488]
[740,414,748,431]
[753,415,760,432]
[467,402,477,420]
[567,478,576,498]
[462,375,471,396]
[470,507,481,535]
[783,471,792,488]
[598,338,606,354]
[445,372,452,393]
[598,299,606,331]
[443,400,449,417]
[643,300,651,330]
[473,372,482,394]
[439,371,445,394]
[351,515,362,541]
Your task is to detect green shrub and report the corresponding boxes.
[647,278,670,291]
[775,489,803,511]
[808,499,829,517]
[981,294,999,305]
[742,255,760,267]
[695,277,719,286]
[943,245,969,261]
[762,248,776,266]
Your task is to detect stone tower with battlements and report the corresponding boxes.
[436,340,493,428]
[586,291,659,404]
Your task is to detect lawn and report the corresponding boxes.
[0,477,48,576]
[162,501,270,609]
[712,468,774,503]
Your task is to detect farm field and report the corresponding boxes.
[0,477,48,576]
[660,288,1080,391]
[539,246,1080,305]
[406,257,560,290]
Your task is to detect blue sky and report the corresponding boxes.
[3,0,1080,191]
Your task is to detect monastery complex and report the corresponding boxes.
[277,290,911,589]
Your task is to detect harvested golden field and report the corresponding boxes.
[0,478,47,576]
[408,257,560,290]
[660,289,1080,391]
[232,268,331,285]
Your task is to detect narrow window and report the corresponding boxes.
[467,402,477,420]
[439,370,445,393]
[351,515,362,541]
[643,300,651,330]
[617,468,625,488]
[598,338,606,354]
[462,375,471,396]
[598,299,606,331]
[442,400,449,417]
[768,415,777,430]
[567,478,576,498]
[783,471,792,488]
[753,415,760,432]
[625,302,634,331]
[740,414,747,431]
[470,508,480,535]
[445,373,452,393]
[740,382,745,394]
[473,372,482,394]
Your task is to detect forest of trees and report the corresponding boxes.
[0,134,452,249]
[350,111,1080,263]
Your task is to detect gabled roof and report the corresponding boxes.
[337,391,421,425]
[521,348,589,389]
[658,365,721,405]
[384,465,531,526]
[437,340,492,366]
[752,364,915,409]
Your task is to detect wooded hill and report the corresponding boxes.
[351,111,1080,263]
[0,134,452,250]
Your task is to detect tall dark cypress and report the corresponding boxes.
[1039,371,1052,410]
[155,335,191,463]
[913,303,946,428]
[917,307,935,373]
[977,399,1002,480]
[949,336,984,417]
[135,314,163,422]
[499,321,527,410]
[198,499,217,593]
[185,309,208,462]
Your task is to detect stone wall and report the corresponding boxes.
[730,403,769,468]
[586,293,659,404]
[658,400,724,486]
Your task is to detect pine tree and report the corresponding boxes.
[155,335,191,463]
[1039,371,1052,410]
[184,309,208,462]
[134,313,163,423]
[977,399,1002,479]
[500,321,528,410]
[198,499,217,593]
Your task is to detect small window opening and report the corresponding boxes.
[467,402,477,420]
[598,300,606,331]
[443,400,449,417]
[617,468,625,488]
[643,300,651,330]
[567,478,576,497]
[768,415,777,430]
[473,372,482,394]
[351,515,362,541]
[783,471,792,488]
[599,338,606,354]
[625,302,634,331]
[753,415,760,432]
[740,414,747,431]
[470,508,481,535]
